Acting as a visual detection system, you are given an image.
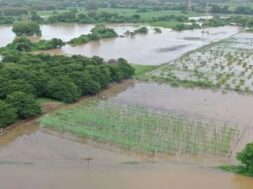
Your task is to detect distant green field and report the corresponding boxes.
[96,8,199,20]
[216,2,253,11]
[37,8,204,29]
[38,10,68,17]
[38,8,201,20]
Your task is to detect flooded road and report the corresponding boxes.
[0,24,240,65]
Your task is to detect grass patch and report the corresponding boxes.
[36,98,61,105]
[132,64,158,78]
[219,165,253,177]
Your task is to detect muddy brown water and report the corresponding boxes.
[1,81,253,188]
[0,24,252,188]
[0,24,240,65]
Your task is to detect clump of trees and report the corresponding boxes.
[48,11,142,24]
[0,16,15,24]
[154,28,162,33]
[221,142,253,177]
[0,52,134,128]
[68,24,118,45]
[2,37,65,52]
[12,21,41,36]
[134,26,148,34]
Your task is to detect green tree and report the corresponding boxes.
[69,71,101,95]
[6,37,33,51]
[6,92,41,119]
[5,79,36,96]
[46,77,81,103]
[12,21,41,36]
[237,143,253,175]
[0,100,17,128]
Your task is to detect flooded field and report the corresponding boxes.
[0,81,253,188]
[0,24,240,65]
[0,22,252,188]
[147,32,253,91]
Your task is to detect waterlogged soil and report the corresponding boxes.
[1,81,253,188]
[0,24,240,65]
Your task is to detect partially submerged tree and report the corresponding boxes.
[12,21,41,36]
[237,143,253,175]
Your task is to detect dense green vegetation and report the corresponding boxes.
[12,21,41,36]
[68,24,118,46]
[1,37,65,52]
[220,142,253,177]
[0,53,134,128]
[48,11,142,24]
[134,26,149,34]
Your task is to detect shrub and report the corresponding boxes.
[0,100,17,128]
[237,143,253,175]
[46,77,81,103]
[6,92,41,119]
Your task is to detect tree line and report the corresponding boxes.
[0,52,135,128]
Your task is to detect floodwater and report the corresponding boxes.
[111,81,253,126]
[0,23,252,188]
[0,25,15,47]
[109,81,253,153]
[1,81,253,189]
[0,23,240,65]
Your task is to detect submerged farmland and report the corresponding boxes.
[40,100,242,158]
[145,33,253,92]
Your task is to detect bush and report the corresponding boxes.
[46,77,81,103]
[134,27,149,34]
[237,143,253,175]
[0,100,17,128]
[5,79,36,97]
[6,92,41,119]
